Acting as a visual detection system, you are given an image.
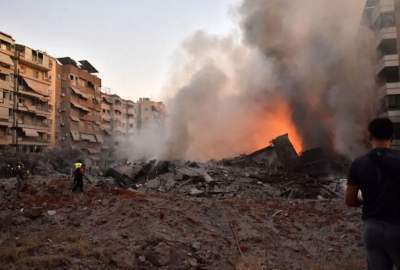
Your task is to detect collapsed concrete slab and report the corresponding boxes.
[271,134,299,171]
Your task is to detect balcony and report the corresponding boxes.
[18,122,50,131]
[0,79,12,91]
[0,135,12,145]
[372,0,395,24]
[18,55,50,72]
[18,89,49,102]
[17,137,49,146]
[375,27,397,47]
[102,115,111,122]
[379,82,400,98]
[127,109,135,116]
[376,54,399,74]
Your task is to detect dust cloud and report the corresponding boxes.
[121,0,376,161]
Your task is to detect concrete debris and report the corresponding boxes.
[98,134,346,200]
[271,134,299,171]
[47,210,57,216]
[0,175,365,270]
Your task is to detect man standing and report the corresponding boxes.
[72,162,86,193]
[346,118,400,270]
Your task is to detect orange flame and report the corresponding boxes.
[252,100,303,154]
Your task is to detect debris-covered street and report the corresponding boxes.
[0,176,365,270]
[0,135,365,270]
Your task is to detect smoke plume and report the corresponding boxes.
[122,0,377,161]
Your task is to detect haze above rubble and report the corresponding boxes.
[117,0,375,162]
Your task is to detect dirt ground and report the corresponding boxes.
[0,176,365,270]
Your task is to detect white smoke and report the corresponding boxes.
[118,0,376,161]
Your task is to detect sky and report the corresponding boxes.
[0,0,240,101]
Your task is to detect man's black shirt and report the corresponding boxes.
[348,148,400,221]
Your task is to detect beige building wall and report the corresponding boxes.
[137,97,166,129]
[56,58,102,158]
[16,44,54,151]
[0,32,15,148]
[364,0,400,147]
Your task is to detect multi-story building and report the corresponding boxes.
[100,92,137,147]
[56,57,103,157]
[0,32,15,149]
[363,0,400,147]
[0,32,56,152]
[0,30,166,157]
[136,97,166,129]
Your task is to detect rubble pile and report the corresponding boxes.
[0,176,365,270]
[103,135,347,200]
[0,134,363,270]
[0,149,86,177]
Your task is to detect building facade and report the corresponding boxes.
[0,32,15,149]
[0,32,56,152]
[363,0,400,147]
[1,30,166,157]
[100,92,137,150]
[136,97,166,129]
[56,57,103,157]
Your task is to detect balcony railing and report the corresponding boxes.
[376,54,399,74]
[0,135,12,144]
[372,0,395,24]
[375,27,397,47]
[379,82,400,98]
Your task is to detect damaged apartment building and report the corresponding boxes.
[56,57,103,157]
[136,97,166,129]
[363,0,400,147]
[0,30,167,155]
[101,92,136,150]
[0,32,56,152]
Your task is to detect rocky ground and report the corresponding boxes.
[0,175,365,270]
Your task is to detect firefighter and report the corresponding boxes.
[72,162,86,193]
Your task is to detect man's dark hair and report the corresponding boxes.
[368,118,394,140]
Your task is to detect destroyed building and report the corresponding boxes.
[0,32,57,152]
[362,0,400,148]
[56,57,103,159]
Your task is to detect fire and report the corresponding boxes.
[253,100,303,154]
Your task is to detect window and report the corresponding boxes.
[0,73,6,81]
[32,51,38,62]
[33,70,39,79]
[375,12,396,29]
[69,75,74,81]
[394,123,400,140]
[378,39,398,56]
[387,95,400,110]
